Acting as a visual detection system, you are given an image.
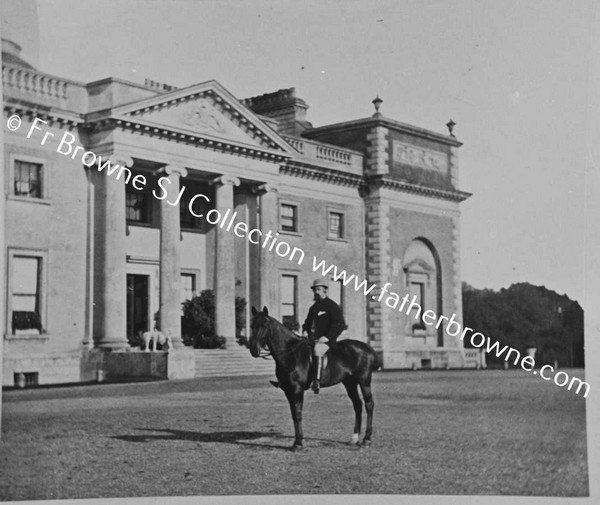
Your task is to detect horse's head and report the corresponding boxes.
[249,306,271,357]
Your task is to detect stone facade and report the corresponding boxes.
[1,38,474,386]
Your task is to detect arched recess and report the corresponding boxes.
[402,238,443,346]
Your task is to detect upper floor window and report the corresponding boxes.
[14,160,43,198]
[181,273,197,303]
[280,203,298,232]
[328,211,344,239]
[126,189,150,223]
[180,185,209,231]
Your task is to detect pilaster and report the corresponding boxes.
[365,195,392,351]
[365,125,389,176]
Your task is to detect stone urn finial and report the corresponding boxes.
[372,95,383,116]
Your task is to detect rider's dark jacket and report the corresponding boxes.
[302,296,346,347]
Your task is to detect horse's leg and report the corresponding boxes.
[284,386,304,451]
[342,378,362,445]
[359,378,375,446]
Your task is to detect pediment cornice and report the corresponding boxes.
[85,80,294,161]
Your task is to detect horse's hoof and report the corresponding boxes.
[350,434,360,445]
[290,444,303,452]
[360,439,372,447]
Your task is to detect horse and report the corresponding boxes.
[249,306,380,451]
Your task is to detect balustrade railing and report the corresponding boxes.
[3,64,69,101]
[282,135,362,173]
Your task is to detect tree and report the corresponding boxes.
[462,282,584,368]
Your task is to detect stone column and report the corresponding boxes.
[256,184,278,312]
[94,155,131,349]
[213,175,240,345]
[158,165,188,348]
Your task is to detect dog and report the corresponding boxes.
[140,328,173,352]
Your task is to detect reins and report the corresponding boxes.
[256,318,311,369]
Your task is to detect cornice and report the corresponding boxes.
[280,163,471,202]
[281,161,364,188]
[3,102,83,128]
[367,175,471,202]
[304,116,462,147]
[83,117,289,163]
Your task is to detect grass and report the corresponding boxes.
[0,369,588,500]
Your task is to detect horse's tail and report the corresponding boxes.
[371,349,382,371]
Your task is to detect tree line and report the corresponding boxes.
[462,282,584,367]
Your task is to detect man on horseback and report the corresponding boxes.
[302,278,346,394]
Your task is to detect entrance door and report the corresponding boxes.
[127,274,149,346]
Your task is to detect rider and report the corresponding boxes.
[302,278,346,394]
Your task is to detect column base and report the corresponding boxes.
[95,339,130,351]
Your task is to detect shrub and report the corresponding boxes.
[282,317,299,333]
[181,290,247,349]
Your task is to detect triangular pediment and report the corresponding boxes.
[403,258,434,274]
[112,80,293,155]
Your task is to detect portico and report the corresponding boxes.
[83,82,292,379]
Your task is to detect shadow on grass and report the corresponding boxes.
[113,428,356,451]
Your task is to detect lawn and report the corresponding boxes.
[0,369,588,500]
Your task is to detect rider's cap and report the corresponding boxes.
[311,278,329,290]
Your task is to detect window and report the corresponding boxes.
[126,190,150,223]
[14,160,42,198]
[409,281,425,331]
[180,187,207,230]
[280,203,298,232]
[181,273,197,303]
[11,256,42,334]
[328,211,344,239]
[280,275,298,330]
[328,279,344,316]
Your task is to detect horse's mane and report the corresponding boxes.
[267,316,306,342]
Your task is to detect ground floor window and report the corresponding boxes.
[9,254,44,334]
[409,281,425,330]
[280,274,298,330]
[328,279,344,316]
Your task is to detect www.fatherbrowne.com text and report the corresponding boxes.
[15,115,590,398]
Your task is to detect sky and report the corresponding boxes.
[8,0,597,304]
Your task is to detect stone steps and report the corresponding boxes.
[193,346,275,378]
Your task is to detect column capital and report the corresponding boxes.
[109,155,134,168]
[211,175,240,187]
[158,164,188,178]
[253,183,278,195]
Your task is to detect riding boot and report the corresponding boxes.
[311,356,323,394]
